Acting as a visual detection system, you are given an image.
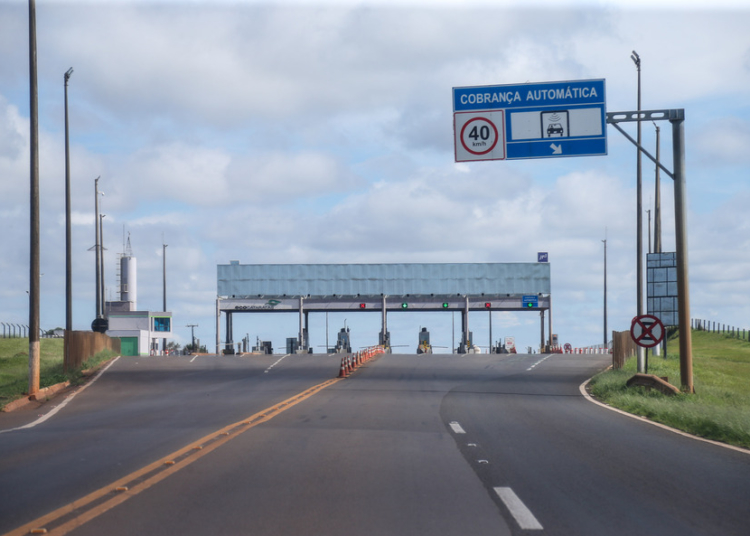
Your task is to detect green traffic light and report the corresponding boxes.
[402,302,408,309]
[442,303,449,309]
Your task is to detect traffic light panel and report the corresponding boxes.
[526,302,534,308]
[442,302,449,309]
[401,302,408,309]
[359,303,366,309]
[485,302,491,309]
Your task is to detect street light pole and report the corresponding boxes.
[162,242,168,354]
[94,177,101,319]
[64,67,73,332]
[100,213,106,315]
[603,236,608,349]
[631,50,645,373]
[654,122,662,253]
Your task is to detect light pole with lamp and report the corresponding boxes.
[100,213,106,315]
[64,67,73,333]
[603,235,608,349]
[162,242,168,354]
[631,50,646,373]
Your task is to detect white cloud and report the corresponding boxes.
[695,117,750,165]
[2,2,750,349]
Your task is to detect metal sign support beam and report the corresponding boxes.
[607,109,693,392]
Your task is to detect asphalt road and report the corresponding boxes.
[0,351,748,536]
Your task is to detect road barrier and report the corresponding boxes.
[337,345,385,378]
[64,330,121,371]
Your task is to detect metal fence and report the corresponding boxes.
[1,322,59,338]
[692,318,748,341]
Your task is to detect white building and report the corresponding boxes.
[105,238,172,356]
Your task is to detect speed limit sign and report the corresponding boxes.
[454,111,505,162]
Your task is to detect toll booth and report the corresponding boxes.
[286,337,299,354]
[335,327,351,353]
[379,330,391,350]
[253,340,273,354]
[458,331,473,354]
[417,327,432,354]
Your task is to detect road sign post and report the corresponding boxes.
[608,109,693,393]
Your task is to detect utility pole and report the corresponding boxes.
[187,324,198,352]
[28,0,41,395]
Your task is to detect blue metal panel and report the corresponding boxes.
[217,263,550,297]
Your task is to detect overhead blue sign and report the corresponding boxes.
[453,79,607,162]
[522,295,539,308]
[537,252,548,263]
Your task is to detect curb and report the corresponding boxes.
[1,355,119,413]
[579,376,750,456]
[2,381,71,413]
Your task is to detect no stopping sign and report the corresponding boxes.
[630,314,665,348]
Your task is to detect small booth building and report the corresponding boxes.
[107,310,172,356]
[104,243,172,356]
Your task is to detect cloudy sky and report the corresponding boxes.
[2,0,749,353]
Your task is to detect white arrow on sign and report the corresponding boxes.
[550,143,562,154]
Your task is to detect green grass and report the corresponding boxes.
[589,329,750,449]
[0,338,117,409]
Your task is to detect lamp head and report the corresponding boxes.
[630,51,640,67]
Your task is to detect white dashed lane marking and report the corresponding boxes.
[449,421,466,434]
[494,487,544,530]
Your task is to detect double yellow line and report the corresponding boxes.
[5,378,341,536]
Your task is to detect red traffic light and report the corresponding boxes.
[359,303,366,309]
[485,302,491,309]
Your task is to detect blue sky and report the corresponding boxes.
[2,0,750,352]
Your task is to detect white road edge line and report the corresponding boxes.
[189,354,198,363]
[494,487,543,530]
[264,354,291,374]
[0,356,121,435]
[579,376,750,456]
[448,421,466,434]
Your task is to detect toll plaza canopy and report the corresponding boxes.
[217,262,550,300]
[215,262,553,353]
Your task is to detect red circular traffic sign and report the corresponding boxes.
[630,314,665,348]
[460,117,499,155]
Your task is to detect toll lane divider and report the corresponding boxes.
[549,346,610,354]
[338,345,385,378]
[567,347,611,354]
[2,378,341,536]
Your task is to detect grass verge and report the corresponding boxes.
[0,338,118,410]
[588,329,750,449]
